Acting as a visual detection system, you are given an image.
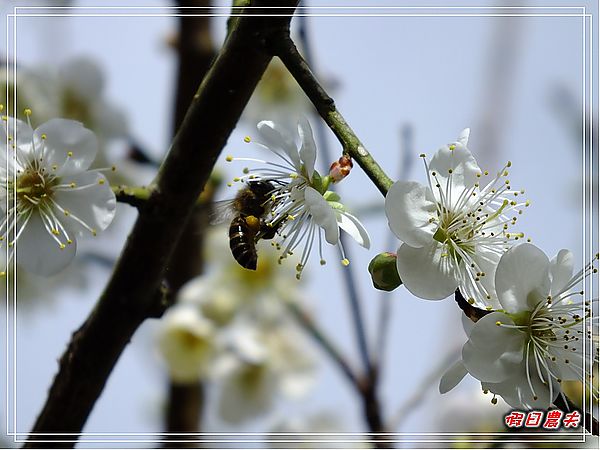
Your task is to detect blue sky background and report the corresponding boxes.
[1,0,598,445]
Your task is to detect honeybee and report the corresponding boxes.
[210,180,280,270]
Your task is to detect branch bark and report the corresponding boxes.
[24,2,299,447]
[163,1,215,445]
[272,35,393,196]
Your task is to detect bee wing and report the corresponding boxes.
[209,199,237,225]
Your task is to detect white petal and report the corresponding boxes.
[59,57,105,101]
[336,211,370,249]
[218,364,274,424]
[439,360,468,394]
[462,312,524,383]
[495,243,551,313]
[34,119,98,176]
[178,277,210,305]
[429,141,480,202]
[304,187,339,245]
[461,312,475,337]
[279,370,315,399]
[157,306,216,383]
[297,117,316,179]
[482,358,560,409]
[0,117,33,152]
[549,249,574,296]
[257,120,301,170]
[385,180,437,247]
[457,248,502,310]
[16,211,77,276]
[457,128,470,146]
[52,172,116,236]
[396,241,457,300]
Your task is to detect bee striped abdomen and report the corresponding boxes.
[229,216,258,270]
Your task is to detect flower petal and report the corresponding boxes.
[457,248,502,310]
[16,211,77,276]
[34,119,98,176]
[429,138,480,204]
[385,180,437,247]
[0,117,33,153]
[336,210,370,249]
[481,357,560,409]
[462,312,524,383]
[257,120,301,170]
[439,360,468,394]
[495,243,551,313]
[549,249,574,296]
[304,187,339,245]
[396,241,457,300]
[52,171,116,236]
[457,128,470,146]
[297,117,316,180]
[59,57,105,101]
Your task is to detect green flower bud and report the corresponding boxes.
[368,252,402,291]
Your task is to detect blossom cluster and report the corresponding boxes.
[156,229,315,424]
[383,129,598,413]
[0,108,116,276]
[225,118,370,278]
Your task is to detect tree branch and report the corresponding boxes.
[286,301,360,389]
[271,35,394,196]
[24,3,299,447]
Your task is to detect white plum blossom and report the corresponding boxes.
[227,118,370,278]
[216,322,315,424]
[0,112,116,276]
[157,305,217,383]
[385,129,527,307]
[440,243,598,410]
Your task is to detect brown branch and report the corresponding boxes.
[271,35,393,196]
[553,394,599,436]
[454,289,492,323]
[24,2,299,447]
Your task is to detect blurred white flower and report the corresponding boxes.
[268,411,367,449]
[440,243,598,409]
[243,59,310,130]
[178,276,241,327]
[217,322,315,424]
[0,113,116,276]
[157,305,216,383]
[385,129,527,307]
[227,119,370,278]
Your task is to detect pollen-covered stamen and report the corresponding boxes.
[49,197,97,236]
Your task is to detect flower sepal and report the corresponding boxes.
[310,170,331,195]
[368,252,403,291]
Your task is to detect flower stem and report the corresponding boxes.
[295,16,389,446]
[271,35,394,197]
[111,185,154,208]
[112,174,220,210]
[286,300,360,388]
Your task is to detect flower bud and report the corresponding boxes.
[329,155,353,183]
[368,252,402,291]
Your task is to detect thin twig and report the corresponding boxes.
[296,12,372,379]
[286,301,360,389]
[293,15,388,445]
[272,35,393,197]
[374,124,414,370]
[389,345,462,431]
[553,393,599,436]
